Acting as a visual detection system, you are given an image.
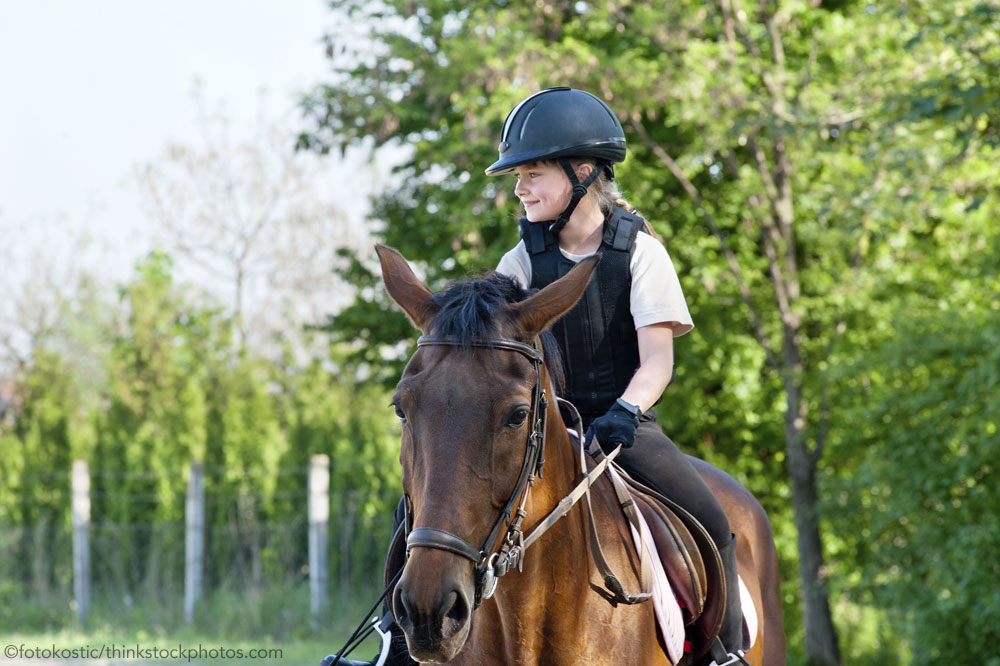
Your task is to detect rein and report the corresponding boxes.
[405,335,651,608]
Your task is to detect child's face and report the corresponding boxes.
[513,162,572,222]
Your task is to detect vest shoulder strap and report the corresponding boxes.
[602,207,647,253]
[519,217,556,255]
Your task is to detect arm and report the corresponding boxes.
[620,322,676,413]
[586,321,676,451]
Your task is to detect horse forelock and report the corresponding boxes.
[428,272,516,342]
[428,271,565,395]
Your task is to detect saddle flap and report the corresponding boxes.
[631,490,706,620]
[612,464,727,660]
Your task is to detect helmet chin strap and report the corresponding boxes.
[547,159,604,235]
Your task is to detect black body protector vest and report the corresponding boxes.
[519,207,648,419]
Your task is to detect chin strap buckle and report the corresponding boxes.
[547,158,604,235]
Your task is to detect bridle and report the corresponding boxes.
[405,335,549,607]
[403,334,651,609]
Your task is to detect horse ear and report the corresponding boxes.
[375,244,439,333]
[507,255,599,339]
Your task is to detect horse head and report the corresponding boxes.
[376,244,597,662]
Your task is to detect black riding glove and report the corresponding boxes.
[585,400,640,454]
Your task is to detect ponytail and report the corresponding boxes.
[558,157,662,240]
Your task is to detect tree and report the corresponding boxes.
[300,1,999,662]
[825,217,1000,663]
[819,4,1000,656]
[0,215,107,386]
[137,90,365,356]
[0,217,109,610]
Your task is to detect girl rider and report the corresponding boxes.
[489,87,744,665]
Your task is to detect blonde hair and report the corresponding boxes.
[566,158,657,236]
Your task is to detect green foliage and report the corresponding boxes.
[824,176,1000,663]
[299,0,1000,662]
[316,248,417,387]
[0,250,402,634]
[827,301,1000,662]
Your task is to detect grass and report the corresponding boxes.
[0,584,389,665]
[3,628,333,665]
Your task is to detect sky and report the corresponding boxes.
[0,0,399,362]
[0,0,370,287]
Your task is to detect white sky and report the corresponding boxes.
[0,0,402,365]
[0,0,365,284]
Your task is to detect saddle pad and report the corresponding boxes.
[615,467,760,659]
[739,575,757,651]
[612,467,686,664]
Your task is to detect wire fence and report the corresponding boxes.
[0,458,399,634]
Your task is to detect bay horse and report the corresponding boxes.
[376,244,785,665]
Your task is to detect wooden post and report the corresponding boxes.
[71,460,90,622]
[185,461,205,624]
[339,490,357,599]
[309,454,330,620]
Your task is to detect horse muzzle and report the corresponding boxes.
[393,548,475,662]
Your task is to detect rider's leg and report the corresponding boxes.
[715,534,745,659]
[613,411,744,657]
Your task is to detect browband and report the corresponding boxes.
[417,336,544,364]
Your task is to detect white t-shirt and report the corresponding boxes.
[496,231,694,336]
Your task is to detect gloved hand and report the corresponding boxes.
[585,401,640,453]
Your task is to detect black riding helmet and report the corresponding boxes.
[485,87,627,234]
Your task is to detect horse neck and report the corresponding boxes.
[532,374,582,507]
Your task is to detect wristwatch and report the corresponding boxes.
[616,398,641,417]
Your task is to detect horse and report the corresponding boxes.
[375,244,786,665]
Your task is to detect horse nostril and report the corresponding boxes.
[393,587,413,630]
[442,589,470,626]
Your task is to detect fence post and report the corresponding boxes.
[71,460,90,622]
[339,490,357,599]
[309,454,330,620]
[185,461,205,624]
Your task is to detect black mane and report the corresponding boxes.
[429,271,566,394]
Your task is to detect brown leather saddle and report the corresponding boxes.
[609,464,728,661]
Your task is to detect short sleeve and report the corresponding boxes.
[629,233,694,336]
[496,240,532,289]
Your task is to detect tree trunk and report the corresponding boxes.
[634,114,845,664]
[784,340,841,666]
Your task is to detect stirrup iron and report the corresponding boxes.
[322,613,393,666]
[710,649,750,666]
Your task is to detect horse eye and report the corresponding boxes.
[390,402,407,423]
[505,408,530,429]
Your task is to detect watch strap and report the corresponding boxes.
[616,398,641,417]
